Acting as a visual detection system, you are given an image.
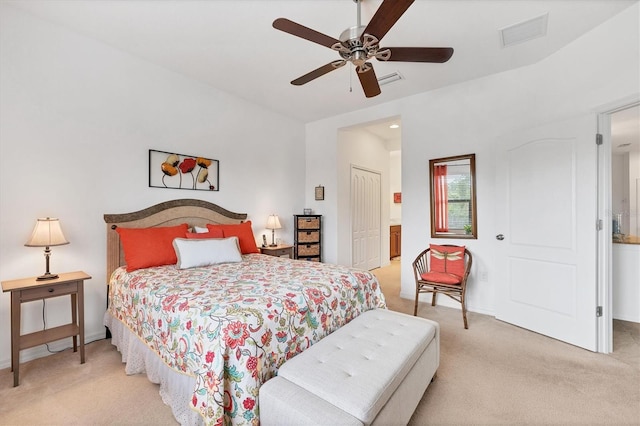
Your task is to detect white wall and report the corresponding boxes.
[306,4,640,315]
[0,5,305,367]
[389,151,402,225]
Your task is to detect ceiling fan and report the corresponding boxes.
[272,0,454,98]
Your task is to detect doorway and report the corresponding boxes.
[598,101,640,353]
[343,117,401,269]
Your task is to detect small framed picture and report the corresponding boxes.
[315,185,324,201]
[303,208,312,215]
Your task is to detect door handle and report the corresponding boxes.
[496,234,504,241]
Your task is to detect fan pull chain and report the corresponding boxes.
[349,64,353,93]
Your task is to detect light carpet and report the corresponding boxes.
[0,259,638,425]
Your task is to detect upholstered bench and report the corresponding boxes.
[260,309,440,425]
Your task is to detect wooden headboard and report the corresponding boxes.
[103,199,247,283]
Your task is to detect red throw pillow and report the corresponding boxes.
[185,228,224,239]
[429,244,466,278]
[116,224,189,272]
[207,221,259,254]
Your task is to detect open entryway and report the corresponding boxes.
[340,116,401,270]
[597,99,640,354]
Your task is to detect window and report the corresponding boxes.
[445,164,472,230]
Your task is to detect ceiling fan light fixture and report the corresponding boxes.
[378,71,404,86]
[273,0,452,98]
[500,13,549,48]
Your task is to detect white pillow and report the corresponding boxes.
[193,225,209,233]
[173,236,242,269]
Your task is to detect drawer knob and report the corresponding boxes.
[48,288,54,293]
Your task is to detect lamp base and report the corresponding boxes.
[269,244,277,247]
[36,273,59,281]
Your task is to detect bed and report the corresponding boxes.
[102,199,386,425]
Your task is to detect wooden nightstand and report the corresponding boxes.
[260,244,294,259]
[1,270,91,387]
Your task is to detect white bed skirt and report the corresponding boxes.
[104,311,204,426]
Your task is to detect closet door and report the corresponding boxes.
[351,166,381,270]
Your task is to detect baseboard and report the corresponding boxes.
[613,315,640,324]
[0,330,108,370]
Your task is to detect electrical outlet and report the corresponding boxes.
[480,271,488,281]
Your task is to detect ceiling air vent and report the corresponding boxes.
[500,13,548,48]
[378,72,404,86]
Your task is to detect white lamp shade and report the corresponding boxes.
[266,215,282,230]
[25,218,69,247]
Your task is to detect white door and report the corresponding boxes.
[351,167,381,270]
[495,114,598,351]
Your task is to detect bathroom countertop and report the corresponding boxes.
[613,235,640,245]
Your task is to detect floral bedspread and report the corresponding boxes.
[107,253,386,425]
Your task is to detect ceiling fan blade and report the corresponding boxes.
[356,63,381,98]
[273,18,342,49]
[380,47,454,63]
[291,60,346,86]
[362,0,414,42]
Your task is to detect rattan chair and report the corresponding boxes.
[412,245,472,328]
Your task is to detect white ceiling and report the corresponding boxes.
[6,0,637,124]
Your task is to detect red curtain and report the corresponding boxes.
[434,165,448,232]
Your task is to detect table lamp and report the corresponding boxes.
[25,217,69,281]
[266,215,282,247]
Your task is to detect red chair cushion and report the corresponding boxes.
[429,244,466,277]
[420,271,462,285]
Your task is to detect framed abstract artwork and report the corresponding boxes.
[149,149,219,191]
